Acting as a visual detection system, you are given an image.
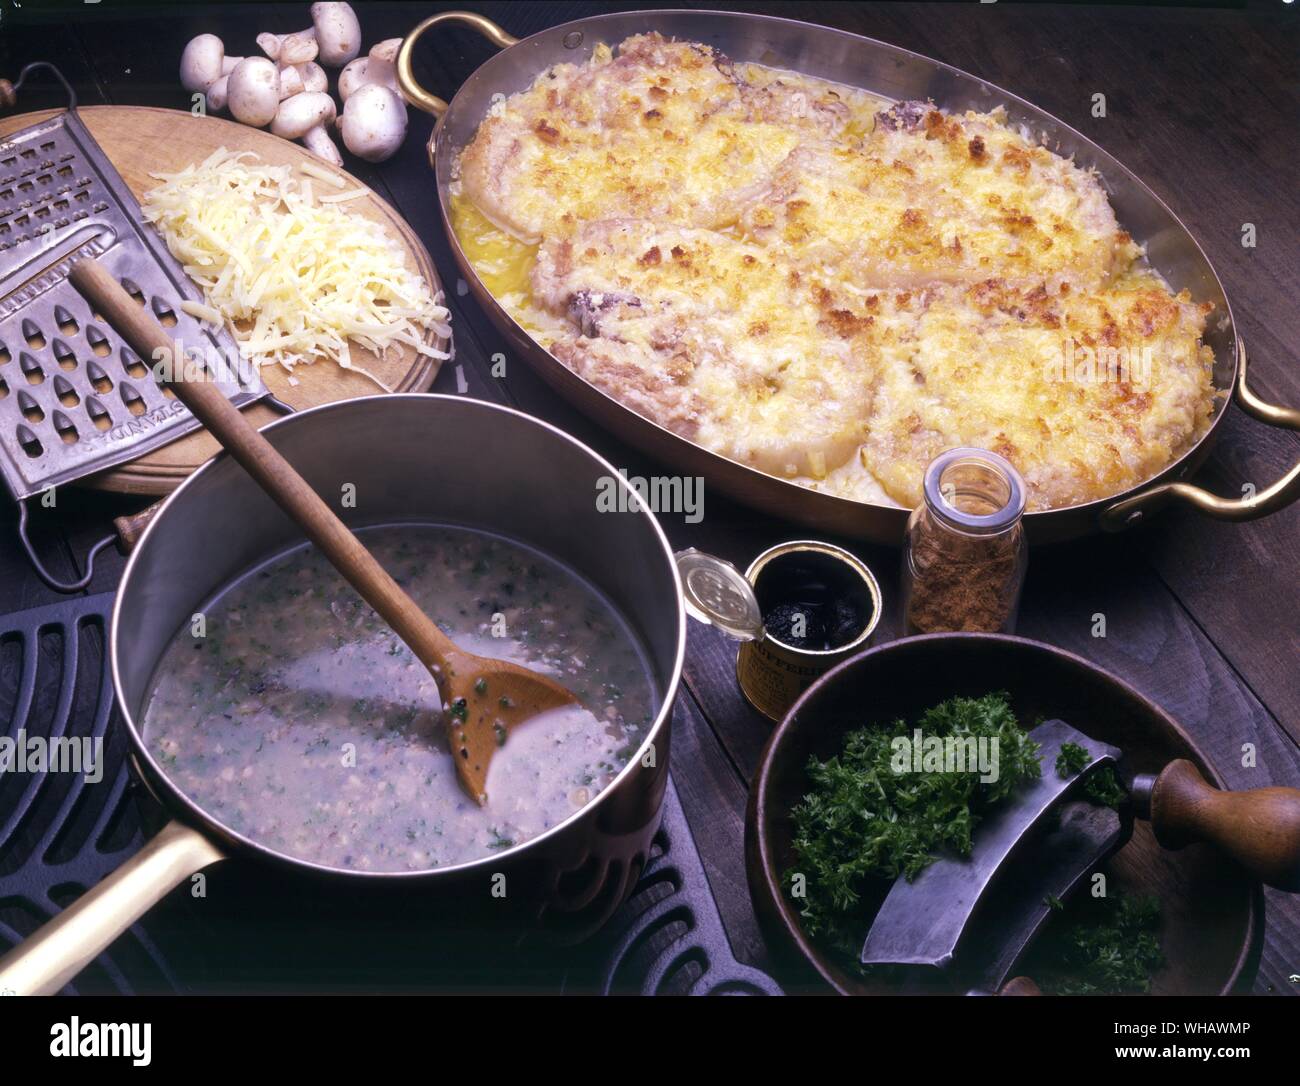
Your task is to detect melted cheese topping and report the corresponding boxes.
[452,34,1216,511]
[458,35,880,242]
[741,110,1137,290]
[850,279,1214,509]
[532,220,883,480]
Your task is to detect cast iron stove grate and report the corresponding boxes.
[0,592,781,995]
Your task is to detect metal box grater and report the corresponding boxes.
[0,64,270,588]
[0,68,269,497]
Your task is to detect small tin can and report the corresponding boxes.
[736,541,882,721]
[676,540,882,723]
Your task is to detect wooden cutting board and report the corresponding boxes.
[0,105,447,495]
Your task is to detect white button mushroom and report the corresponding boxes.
[311,3,362,67]
[226,56,282,128]
[256,28,318,67]
[271,90,336,138]
[302,127,344,167]
[337,38,402,101]
[300,62,330,94]
[206,76,231,113]
[258,3,361,70]
[272,91,344,166]
[277,68,303,100]
[180,33,242,95]
[278,60,328,99]
[337,83,408,162]
[178,5,368,147]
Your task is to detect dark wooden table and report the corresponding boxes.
[1,1,1296,995]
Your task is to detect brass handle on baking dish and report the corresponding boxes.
[397,10,519,117]
[1101,343,1300,529]
[0,821,225,995]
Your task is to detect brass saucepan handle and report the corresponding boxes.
[397,10,519,118]
[0,821,224,995]
[1101,343,1300,529]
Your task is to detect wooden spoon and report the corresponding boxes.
[71,258,578,805]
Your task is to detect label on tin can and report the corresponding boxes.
[737,637,829,722]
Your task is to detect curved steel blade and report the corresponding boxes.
[860,719,1122,969]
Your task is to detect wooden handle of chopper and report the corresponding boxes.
[69,258,460,678]
[998,976,1043,996]
[1149,759,1300,892]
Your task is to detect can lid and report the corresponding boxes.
[674,548,764,642]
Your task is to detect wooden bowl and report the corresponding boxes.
[745,633,1263,995]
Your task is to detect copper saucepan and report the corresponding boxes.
[396,8,1300,544]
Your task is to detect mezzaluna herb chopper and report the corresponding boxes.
[0,63,277,591]
[859,717,1300,992]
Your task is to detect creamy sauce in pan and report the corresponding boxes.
[142,525,656,873]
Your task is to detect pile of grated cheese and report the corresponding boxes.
[142,147,451,390]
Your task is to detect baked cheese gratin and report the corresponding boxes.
[450,33,1217,511]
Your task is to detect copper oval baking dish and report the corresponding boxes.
[397,8,1300,544]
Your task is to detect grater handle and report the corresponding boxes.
[0,62,78,113]
[16,499,116,594]
[16,495,163,593]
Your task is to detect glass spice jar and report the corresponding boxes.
[901,447,1028,635]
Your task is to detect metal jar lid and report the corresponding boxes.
[674,548,765,642]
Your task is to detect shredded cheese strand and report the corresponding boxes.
[142,148,451,388]
[319,188,369,204]
[296,160,348,189]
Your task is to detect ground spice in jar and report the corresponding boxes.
[904,519,1023,632]
[902,448,1028,635]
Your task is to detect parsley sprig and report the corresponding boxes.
[788,692,1040,959]
[1030,891,1164,995]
